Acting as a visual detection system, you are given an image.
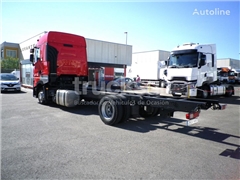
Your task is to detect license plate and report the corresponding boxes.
[7,89,15,91]
[186,118,198,126]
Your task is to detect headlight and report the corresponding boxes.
[188,83,196,89]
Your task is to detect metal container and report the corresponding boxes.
[210,84,226,96]
[86,38,132,66]
[56,90,80,107]
[129,50,170,80]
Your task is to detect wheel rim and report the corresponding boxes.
[101,101,115,121]
[38,91,44,103]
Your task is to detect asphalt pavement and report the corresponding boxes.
[1,86,240,180]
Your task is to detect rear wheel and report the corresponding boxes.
[98,95,123,125]
[139,106,159,117]
[117,94,131,123]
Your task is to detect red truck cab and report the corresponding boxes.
[30,31,88,103]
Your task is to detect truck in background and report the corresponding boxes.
[232,68,240,84]
[29,32,227,126]
[217,67,229,83]
[127,50,170,88]
[11,69,20,79]
[166,43,234,98]
[217,67,236,84]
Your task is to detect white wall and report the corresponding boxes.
[217,58,240,69]
[86,38,132,66]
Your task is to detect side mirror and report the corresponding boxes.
[30,54,34,65]
[164,70,167,76]
[30,54,34,62]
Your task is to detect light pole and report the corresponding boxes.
[124,32,128,45]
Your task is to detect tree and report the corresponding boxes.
[0,57,20,70]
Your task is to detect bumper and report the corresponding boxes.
[228,80,235,83]
[1,86,21,92]
[166,83,197,97]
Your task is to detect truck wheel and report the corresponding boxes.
[98,95,123,125]
[38,89,47,104]
[117,94,131,123]
[172,93,181,97]
[201,85,209,99]
[139,106,158,117]
[225,86,234,97]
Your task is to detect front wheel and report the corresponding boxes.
[38,89,47,104]
[225,86,234,97]
[139,106,159,117]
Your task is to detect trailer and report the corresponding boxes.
[127,50,170,88]
[29,32,227,126]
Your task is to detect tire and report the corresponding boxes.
[38,89,47,104]
[152,107,160,116]
[201,85,209,99]
[172,93,181,97]
[139,106,159,117]
[98,95,123,125]
[117,94,131,123]
[225,86,234,97]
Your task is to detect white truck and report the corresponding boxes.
[166,43,234,98]
[11,69,20,79]
[232,68,240,84]
[127,50,169,88]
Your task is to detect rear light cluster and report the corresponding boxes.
[186,111,200,120]
[219,104,227,110]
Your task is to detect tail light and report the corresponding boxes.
[219,104,227,110]
[186,111,200,120]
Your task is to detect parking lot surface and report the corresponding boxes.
[1,87,240,179]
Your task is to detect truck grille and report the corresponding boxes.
[169,77,186,81]
[170,83,187,93]
[3,83,18,87]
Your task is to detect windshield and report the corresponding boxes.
[0,74,19,81]
[168,52,199,68]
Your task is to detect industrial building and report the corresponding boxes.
[216,58,240,69]
[0,41,20,59]
[1,31,132,87]
[1,32,240,88]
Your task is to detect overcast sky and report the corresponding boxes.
[1,0,239,59]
